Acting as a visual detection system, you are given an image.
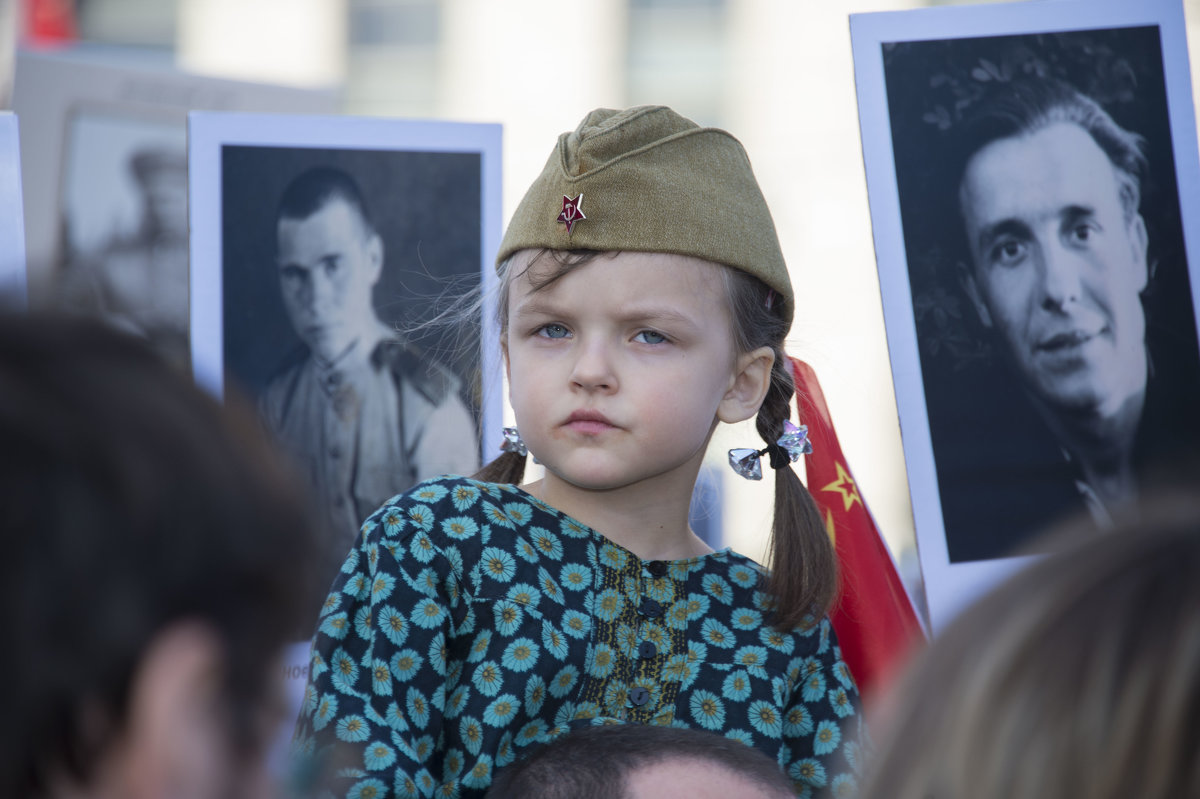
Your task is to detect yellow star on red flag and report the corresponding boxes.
[820,462,862,513]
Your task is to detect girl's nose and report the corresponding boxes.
[569,338,617,392]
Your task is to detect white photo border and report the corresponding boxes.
[850,0,1200,631]
[0,112,27,308]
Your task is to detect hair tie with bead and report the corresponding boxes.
[727,420,813,481]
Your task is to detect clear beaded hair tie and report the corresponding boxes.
[728,420,812,481]
[500,427,528,457]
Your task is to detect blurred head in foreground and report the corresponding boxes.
[485,722,794,799]
[861,494,1200,799]
[0,313,320,799]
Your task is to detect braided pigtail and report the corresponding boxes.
[722,267,837,631]
[472,451,527,486]
[755,350,838,630]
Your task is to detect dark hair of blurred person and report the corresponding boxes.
[484,722,795,799]
[860,493,1200,799]
[0,313,321,799]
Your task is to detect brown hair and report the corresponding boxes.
[0,313,322,796]
[951,78,1147,227]
[475,250,837,629]
[861,493,1200,799]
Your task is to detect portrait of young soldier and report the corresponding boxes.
[57,144,191,369]
[883,29,1200,561]
[258,166,479,571]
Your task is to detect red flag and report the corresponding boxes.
[791,357,925,705]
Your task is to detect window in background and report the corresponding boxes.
[626,0,726,125]
[346,0,440,116]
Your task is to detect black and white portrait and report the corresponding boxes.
[57,109,190,365]
[190,113,504,585]
[852,0,1200,627]
[887,26,1200,563]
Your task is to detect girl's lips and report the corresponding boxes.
[565,419,615,435]
[563,410,616,434]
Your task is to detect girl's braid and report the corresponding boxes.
[755,345,838,630]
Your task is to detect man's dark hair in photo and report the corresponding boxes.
[275,165,377,235]
[948,77,1148,253]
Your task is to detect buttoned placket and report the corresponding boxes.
[627,559,674,717]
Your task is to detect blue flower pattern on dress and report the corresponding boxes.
[292,476,864,797]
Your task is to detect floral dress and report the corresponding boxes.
[292,476,865,798]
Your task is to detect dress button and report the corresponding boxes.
[639,599,663,618]
[647,560,669,577]
[638,641,657,659]
[329,446,341,460]
[629,686,650,706]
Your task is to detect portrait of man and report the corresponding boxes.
[59,139,191,367]
[262,165,477,543]
[882,27,1200,562]
[219,146,485,578]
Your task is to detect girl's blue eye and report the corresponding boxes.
[634,330,668,345]
[537,324,570,339]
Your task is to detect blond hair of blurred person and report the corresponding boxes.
[861,493,1200,799]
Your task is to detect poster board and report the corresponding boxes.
[189,109,503,568]
[851,0,1200,630]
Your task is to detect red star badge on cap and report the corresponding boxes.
[557,194,586,235]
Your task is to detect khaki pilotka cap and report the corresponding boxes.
[495,105,794,326]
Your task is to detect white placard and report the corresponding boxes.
[851,0,1200,630]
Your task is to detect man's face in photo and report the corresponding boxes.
[133,151,189,240]
[958,121,1150,419]
[276,195,383,364]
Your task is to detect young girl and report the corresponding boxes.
[293,105,865,798]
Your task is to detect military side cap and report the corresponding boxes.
[497,105,793,324]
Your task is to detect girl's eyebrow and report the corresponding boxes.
[511,297,559,317]
[614,306,696,327]
[512,298,697,327]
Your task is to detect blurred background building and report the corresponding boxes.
[8,0,1200,618]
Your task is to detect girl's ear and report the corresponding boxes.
[718,346,774,424]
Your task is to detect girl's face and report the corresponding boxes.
[504,251,771,497]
